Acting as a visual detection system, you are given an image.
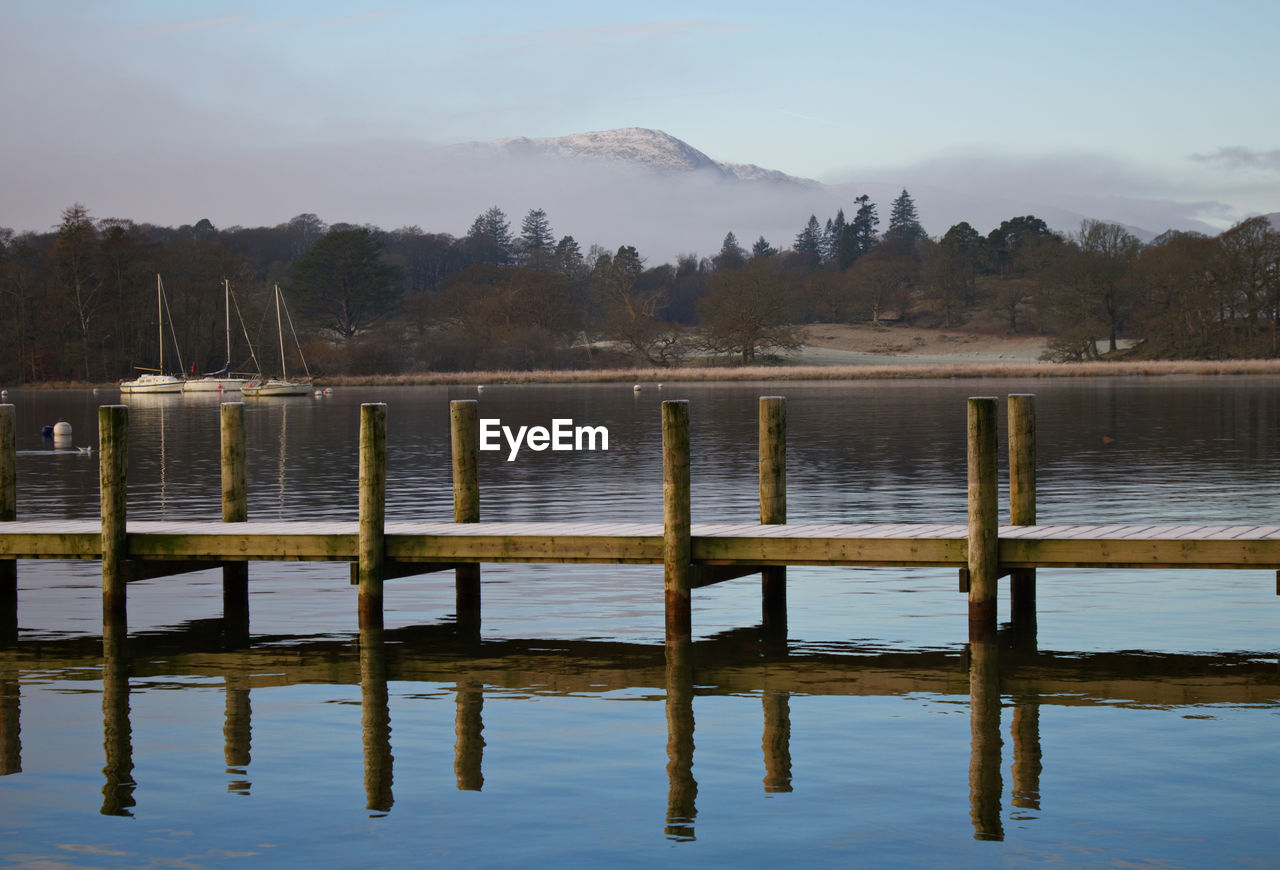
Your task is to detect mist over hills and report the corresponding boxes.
[446,127,1214,259]
[4,127,1249,264]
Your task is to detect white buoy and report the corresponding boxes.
[315,390,323,397]
[633,384,642,392]
[52,421,72,438]
[477,385,485,392]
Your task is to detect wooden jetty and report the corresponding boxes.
[1,396,1279,645]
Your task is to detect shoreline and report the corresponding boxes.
[7,357,1280,391]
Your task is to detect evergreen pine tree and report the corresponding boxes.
[793,215,823,265]
[887,189,925,244]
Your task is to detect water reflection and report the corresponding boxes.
[664,640,696,840]
[2,623,1274,840]
[223,674,252,795]
[100,628,135,816]
[360,628,393,812]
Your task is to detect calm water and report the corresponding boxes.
[1,379,1277,867]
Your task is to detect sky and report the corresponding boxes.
[2,0,1277,255]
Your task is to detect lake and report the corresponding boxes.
[1,378,1277,867]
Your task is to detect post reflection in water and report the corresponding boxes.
[223,674,252,795]
[761,689,792,794]
[360,628,393,813]
[1010,693,1043,815]
[1,617,1275,849]
[968,640,1004,840]
[1,674,18,776]
[664,639,697,841]
[101,627,135,817]
[453,680,484,792]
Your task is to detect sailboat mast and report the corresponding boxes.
[156,274,164,373]
[275,284,287,380]
[223,279,232,368]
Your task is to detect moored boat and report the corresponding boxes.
[121,275,184,394]
[241,284,312,398]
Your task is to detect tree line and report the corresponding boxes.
[1,194,1277,383]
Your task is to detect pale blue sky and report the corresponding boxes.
[2,0,1276,241]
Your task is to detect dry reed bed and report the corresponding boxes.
[325,359,1280,386]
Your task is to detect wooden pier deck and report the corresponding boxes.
[7,520,1280,570]
[2,395,1278,645]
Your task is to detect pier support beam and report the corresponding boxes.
[759,397,786,637]
[967,397,999,643]
[663,401,692,643]
[451,401,481,636]
[1008,394,1037,637]
[0,405,15,645]
[100,405,129,635]
[358,403,387,632]
[220,402,249,642]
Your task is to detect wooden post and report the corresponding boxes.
[663,400,692,643]
[967,397,999,643]
[759,397,786,635]
[220,402,249,641]
[451,400,481,635]
[0,405,15,645]
[1008,394,1037,635]
[358,403,387,632]
[99,405,128,633]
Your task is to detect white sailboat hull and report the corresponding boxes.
[242,379,311,397]
[120,373,183,394]
[182,377,249,393]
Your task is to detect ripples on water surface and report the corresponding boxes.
[1,378,1277,867]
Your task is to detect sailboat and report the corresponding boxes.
[121,275,183,394]
[183,279,251,393]
[242,284,312,397]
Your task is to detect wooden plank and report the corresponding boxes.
[1000,535,1280,568]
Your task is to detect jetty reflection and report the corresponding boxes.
[2,624,1276,841]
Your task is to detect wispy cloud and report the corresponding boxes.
[122,13,246,40]
[480,19,751,49]
[1190,147,1280,172]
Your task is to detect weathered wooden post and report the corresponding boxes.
[759,397,786,634]
[358,403,387,631]
[1008,394,1036,633]
[0,405,15,644]
[663,400,692,643]
[99,405,129,633]
[451,400,481,633]
[220,402,249,637]
[967,397,999,643]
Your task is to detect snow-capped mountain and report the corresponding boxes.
[479,127,815,186]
